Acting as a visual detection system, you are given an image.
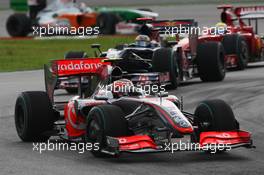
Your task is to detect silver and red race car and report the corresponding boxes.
[14,58,254,157]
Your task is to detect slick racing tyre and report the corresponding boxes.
[193,99,239,153]
[196,42,226,82]
[6,13,31,37]
[96,13,118,35]
[85,104,129,157]
[194,99,239,132]
[14,91,54,142]
[222,34,249,70]
[64,51,88,94]
[152,48,179,89]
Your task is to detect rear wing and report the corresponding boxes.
[151,19,198,35]
[235,6,264,34]
[44,58,110,103]
[51,58,108,77]
[138,18,198,36]
[235,6,264,19]
[217,5,264,34]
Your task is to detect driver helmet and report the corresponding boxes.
[214,22,227,35]
[135,35,150,47]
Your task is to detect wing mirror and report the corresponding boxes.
[157,91,169,97]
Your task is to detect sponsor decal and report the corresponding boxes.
[239,6,264,15]
[53,58,109,76]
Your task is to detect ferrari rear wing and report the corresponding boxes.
[235,6,264,19]
[234,6,264,34]
[44,58,110,103]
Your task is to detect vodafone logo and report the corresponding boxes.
[53,58,110,76]
[58,61,102,71]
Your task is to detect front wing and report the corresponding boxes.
[104,130,253,155]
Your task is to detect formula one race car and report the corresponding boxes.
[7,0,158,37]
[104,19,226,86]
[59,19,226,94]
[14,58,253,157]
[199,5,264,70]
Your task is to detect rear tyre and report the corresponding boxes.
[14,91,54,142]
[196,42,226,82]
[6,13,31,37]
[152,48,179,89]
[222,34,249,70]
[96,13,118,34]
[85,104,129,157]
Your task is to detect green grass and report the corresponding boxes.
[0,36,135,72]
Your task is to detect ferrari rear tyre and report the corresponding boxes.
[222,34,249,70]
[85,104,129,157]
[97,13,118,35]
[6,13,31,37]
[14,91,54,142]
[152,48,179,89]
[197,42,226,82]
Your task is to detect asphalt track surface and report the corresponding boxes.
[1,62,264,175]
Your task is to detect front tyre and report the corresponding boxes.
[14,91,54,142]
[85,104,129,157]
[194,99,239,132]
[192,99,239,153]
